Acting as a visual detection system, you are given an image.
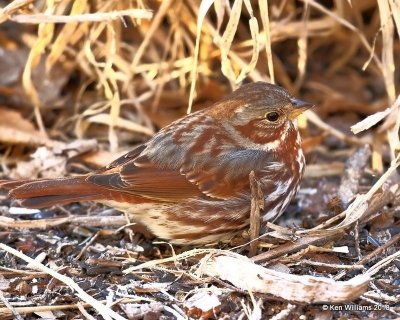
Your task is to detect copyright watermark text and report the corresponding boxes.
[321,304,390,311]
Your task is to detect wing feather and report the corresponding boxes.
[87,113,275,201]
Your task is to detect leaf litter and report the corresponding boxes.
[0,0,399,319]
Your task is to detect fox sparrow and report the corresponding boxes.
[1,82,313,245]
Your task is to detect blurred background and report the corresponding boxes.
[0,0,398,180]
[0,1,400,318]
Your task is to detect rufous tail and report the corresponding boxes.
[0,177,104,209]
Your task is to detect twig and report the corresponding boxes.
[248,171,263,257]
[77,302,97,320]
[0,299,144,318]
[353,221,362,260]
[0,215,127,229]
[10,9,153,24]
[0,0,34,23]
[308,211,346,231]
[251,233,341,263]
[300,260,365,270]
[359,233,400,267]
[363,291,399,304]
[359,295,400,317]
[0,290,23,320]
[0,243,126,320]
[0,304,86,319]
[0,266,48,277]
[334,231,400,280]
[75,231,101,260]
[366,250,400,276]
[310,180,396,233]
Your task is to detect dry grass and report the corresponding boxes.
[0,0,399,319]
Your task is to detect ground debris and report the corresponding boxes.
[0,0,399,319]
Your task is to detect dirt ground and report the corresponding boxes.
[0,0,399,319]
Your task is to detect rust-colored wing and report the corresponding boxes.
[1,111,275,208]
[88,113,275,201]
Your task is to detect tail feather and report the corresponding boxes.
[21,193,99,208]
[0,180,34,190]
[1,177,104,209]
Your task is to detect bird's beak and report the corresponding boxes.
[289,97,314,120]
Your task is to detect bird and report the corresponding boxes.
[0,82,313,245]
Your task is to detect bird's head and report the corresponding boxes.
[209,82,314,145]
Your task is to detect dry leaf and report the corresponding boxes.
[0,107,56,147]
[202,254,369,303]
[185,290,222,319]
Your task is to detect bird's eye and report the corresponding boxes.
[265,111,280,122]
